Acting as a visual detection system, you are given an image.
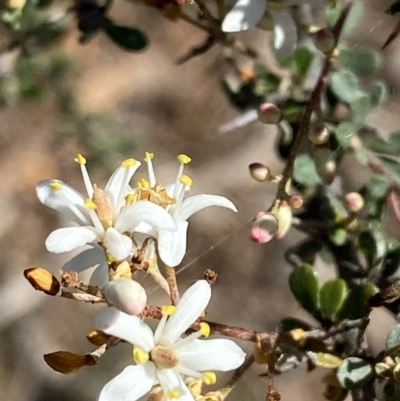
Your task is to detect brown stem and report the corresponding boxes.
[58,289,106,303]
[166,266,180,305]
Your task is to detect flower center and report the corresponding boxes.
[135,179,176,208]
[150,345,179,369]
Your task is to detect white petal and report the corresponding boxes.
[271,9,297,59]
[95,307,155,351]
[160,280,211,345]
[104,227,133,260]
[222,0,266,32]
[156,368,195,401]
[45,226,98,253]
[175,339,246,372]
[36,179,89,224]
[99,364,155,401]
[179,195,237,222]
[157,221,188,267]
[115,201,177,233]
[89,263,110,288]
[104,162,141,208]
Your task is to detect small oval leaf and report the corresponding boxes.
[104,24,148,51]
[381,240,400,278]
[337,357,373,390]
[386,324,400,353]
[320,279,348,321]
[289,264,320,316]
[358,228,387,269]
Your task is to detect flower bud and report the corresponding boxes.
[288,194,303,209]
[5,0,26,9]
[257,103,282,125]
[308,124,330,145]
[314,148,336,185]
[314,28,336,54]
[104,278,147,315]
[24,267,60,296]
[343,192,364,213]
[249,163,270,182]
[275,201,293,239]
[250,212,278,244]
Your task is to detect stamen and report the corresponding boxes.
[161,305,176,316]
[125,192,137,205]
[114,159,137,217]
[202,372,217,385]
[84,199,97,209]
[200,322,210,337]
[145,152,156,188]
[121,158,137,168]
[177,154,191,164]
[74,154,94,198]
[167,390,181,399]
[49,180,62,191]
[133,347,149,364]
[173,176,192,218]
[180,175,192,187]
[173,155,191,198]
[84,199,106,235]
[138,178,150,189]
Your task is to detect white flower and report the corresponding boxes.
[138,153,237,266]
[95,280,246,401]
[37,155,176,261]
[222,0,327,59]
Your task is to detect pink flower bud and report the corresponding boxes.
[308,124,330,145]
[314,28,336,54]
[250,212,278,244]
[288,194,304,209]
[249,163,270,181]
[343,192,364,213]
[314,148,336,185]
[104,278,147,315]
[257,103,282,125]
[275,201,293,239]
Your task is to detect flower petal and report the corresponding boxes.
[45,226,98,253]
[36,179,89,225]
[104,227,133,260]
[156,368,195,401]
[270,9,297,59]
[175,339,246,372]
[179,195,237,222]
[115,201,177,233]
[99,363,155,401]
[222,0,266,32]
[157,221,188,267]
[160,280,211,345]
[95,307,155,351]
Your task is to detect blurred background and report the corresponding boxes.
[1,0,400,400]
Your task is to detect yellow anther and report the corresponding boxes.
[84,198,97,209]
[200,322,210,337]
[138,178,150,189]
[74,154,86,165]
[161,305,176,316]
[133,347,149,364]
[125,192,137,205]
[202,372,217,385]
[177,154,191,164]
[144,152,154,162]
[167,390,181,399]
[121,158,137,168]
[49,180,62,191]
[180,175,192,187]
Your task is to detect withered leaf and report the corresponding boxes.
[44,351,96,374]
[370,279,400,307]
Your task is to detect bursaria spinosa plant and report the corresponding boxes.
[11,0,400,401]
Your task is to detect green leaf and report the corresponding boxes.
[386,324,400,353]
[293,154,321,185]
[386,1,400,15]
[364,175,391,199]
[279,317,312,332]
[379,155,400,177]
[358,228,387,269]
[339,47,383,77]
[284,240,323,267]
[337,283,378,321]
[365,80,389,108]
[278,45,314,78]
[328,228,347,246]
[335,122,356,148]
[381,240,400,278]
[350,92,372,127]
[289,265,320,316]
[362,130,400,156]
[330,70,360,103]
[104,24,148,51]
[383,381,400,401]
[320,279,348,320]
[337,357,373,390]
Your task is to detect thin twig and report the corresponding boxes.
[57,289,106,303]
[166,265,180,305]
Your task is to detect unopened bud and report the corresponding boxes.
[5,0,26,9]
[314,148,336,185]
[24,267,60,296]
[275,201,293,239]
[308,124,330,145]
[288,194,303,209]
[343,192,364,213]
[314,28,336,54]
[86,330,111,346]
[104,278,147,315]
[249,163,270,181]
[250,212,278,244]
[257,103,282,125]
